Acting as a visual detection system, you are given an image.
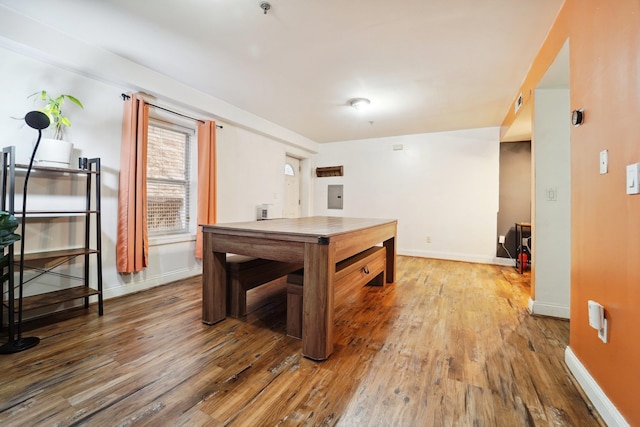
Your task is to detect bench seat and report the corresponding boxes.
[226,255,302,318]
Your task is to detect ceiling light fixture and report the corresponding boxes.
[349,98,371,110]
[260,1,271,14]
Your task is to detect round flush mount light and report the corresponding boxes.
[349,98,371,110]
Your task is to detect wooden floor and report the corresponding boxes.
[0,256,603,426]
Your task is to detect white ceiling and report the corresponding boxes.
[0,0,564,143]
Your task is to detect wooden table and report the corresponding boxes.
[201,216,397,360]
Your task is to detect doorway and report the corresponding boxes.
[284,155,301,218]
[496,141,532,261]
[530,40,571,318]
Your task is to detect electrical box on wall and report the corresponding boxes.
[328,185,343,209]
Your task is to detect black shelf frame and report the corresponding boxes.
[515,222,532,274]
[1,146,103,349]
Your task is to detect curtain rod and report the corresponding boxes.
[121,94,223,129]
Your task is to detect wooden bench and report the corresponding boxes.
[286,245,387,339]
[226,255,302,318]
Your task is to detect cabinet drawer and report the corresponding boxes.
[335,246,386,288]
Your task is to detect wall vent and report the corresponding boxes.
[515,92,523,113]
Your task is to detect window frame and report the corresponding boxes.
[146,111,198,245]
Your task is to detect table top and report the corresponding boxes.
[202,216,396,239]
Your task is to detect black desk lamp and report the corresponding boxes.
[0,111,50,353]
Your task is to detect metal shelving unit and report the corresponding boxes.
[1,146,103,349]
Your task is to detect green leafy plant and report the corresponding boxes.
[29,90,84,140]
[0,211,20,268]
[0,211,20,249]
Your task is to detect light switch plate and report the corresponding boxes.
[600,150,608,174]
[627,163,640,194]
[545,187,557,201]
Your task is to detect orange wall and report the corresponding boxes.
[499,3,570,141]
[502,1,640,423]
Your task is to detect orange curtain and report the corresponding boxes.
[195,120,217,259]
[116,94,149,273]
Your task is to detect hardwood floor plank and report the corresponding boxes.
[0,257,604,426]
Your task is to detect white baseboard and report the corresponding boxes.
[399,249,507,266]
[492,257,516,267]
[528,297,570,319]
[104,266,202,300]
[565,346,630,427]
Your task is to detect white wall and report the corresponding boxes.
[0,5,505,306]
[0,13,317,302]
[531,88,571,318]
[0,46,129,300]
[216,123,313,222]
[313,128,501,264]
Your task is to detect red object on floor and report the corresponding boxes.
[518,253,528,269]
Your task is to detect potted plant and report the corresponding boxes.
[29,90,83,168]
[0,210,20,267]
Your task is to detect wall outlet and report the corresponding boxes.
[498,235,506,244]
[426,236,432,244]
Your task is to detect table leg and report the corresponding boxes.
[516,223,523,274]
[514,223,519,273]
[302,242,334,360]
[202,232,227,324]
[383,236,396,283]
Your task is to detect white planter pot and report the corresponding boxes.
[35,138,73,168]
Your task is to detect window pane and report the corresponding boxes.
[284,163,295,176]
[147,181,187,233]
[147,123,191,235]
[148,125,187,181]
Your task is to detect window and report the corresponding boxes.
[146,119,194,235]
[284,163,295,176]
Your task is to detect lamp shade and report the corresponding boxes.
[25,111,50,130]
